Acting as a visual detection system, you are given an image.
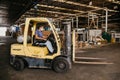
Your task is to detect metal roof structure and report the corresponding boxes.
[16,0,120,24]
[0,0,120,26]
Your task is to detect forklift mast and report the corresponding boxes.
[63,21,72,67]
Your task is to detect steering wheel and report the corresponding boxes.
[47,33,54,41]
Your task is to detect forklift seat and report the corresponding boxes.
[32,35,46,47]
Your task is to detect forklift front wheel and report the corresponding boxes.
[13,58,24,71]
[52,57,69,73]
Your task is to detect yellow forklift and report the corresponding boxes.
[10,18,72,73]
[10,18,112,73]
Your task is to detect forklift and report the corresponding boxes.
[10,18,72,73]
[10,17,112,73]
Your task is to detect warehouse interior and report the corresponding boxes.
[0,0,120,80]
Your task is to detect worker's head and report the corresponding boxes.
[38,26,44,31]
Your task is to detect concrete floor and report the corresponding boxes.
[0,37,120,80]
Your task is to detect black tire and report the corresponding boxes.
[52,57,70,73]
[13,58,24,71]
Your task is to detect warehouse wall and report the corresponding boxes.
[0,27,7,36]
[0,2,10,27]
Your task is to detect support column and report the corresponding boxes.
[76,16,78,29]
[88,12,90,28]
[72,18,74,28]
[105,8,108,32]
[97,17,98,29]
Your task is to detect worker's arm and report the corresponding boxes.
[42,35,48,39]
[35,34,47,40]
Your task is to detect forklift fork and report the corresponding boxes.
[72,30,113,65]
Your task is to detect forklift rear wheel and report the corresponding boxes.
[13,58,24,71]
[53,57,69,73]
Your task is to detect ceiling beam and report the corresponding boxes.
[100,15,112,18]
[37,4,102,15]
[16,13,61,23]
[22,12,62,18]
[29,9,92,18]
[37,4,85,13]
[53,0,118,12]
[30,9,76,16]
[108,0,120,4]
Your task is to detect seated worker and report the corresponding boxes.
[35,26,54,53]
